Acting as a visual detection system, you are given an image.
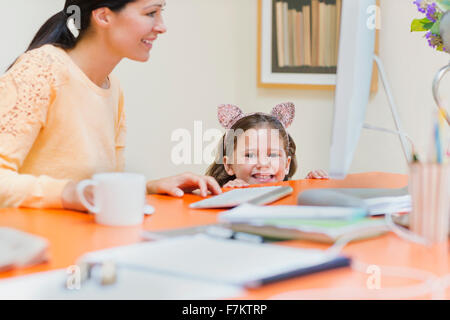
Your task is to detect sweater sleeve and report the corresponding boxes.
[115,89,127,172]
[0,49,71,209]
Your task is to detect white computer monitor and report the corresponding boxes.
[329,0,376,179]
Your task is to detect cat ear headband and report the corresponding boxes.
[217,102,295,130]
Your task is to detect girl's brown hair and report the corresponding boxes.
[205,113,297,186]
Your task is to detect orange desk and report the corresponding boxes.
[1,172,449,299]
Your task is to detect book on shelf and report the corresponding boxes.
[294,3,303,66]
[325,1,333,66]
[318,0,326,66]
[311,0,320,67]
[335,0,342,65]
[282,0,289,66]
[272,0,341,70]
[288,0,296,66]
[275,0,284,67]
[303,0,312,65]
[329,1,337,66]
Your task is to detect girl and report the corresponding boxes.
[206,103,329,187]
[0,0,221,211]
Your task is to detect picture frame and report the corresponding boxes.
[257,0,379,91]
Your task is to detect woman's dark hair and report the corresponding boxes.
[7,0,135,70]
[27,0,136,51]
[206,114,298,186]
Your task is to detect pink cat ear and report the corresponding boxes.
[217,104,245,129]
[271,102,295,128]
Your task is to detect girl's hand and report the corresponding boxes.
[305,170,330,180]
[146,173,222,198]
[62,181,93,212]
[223,179,250,188]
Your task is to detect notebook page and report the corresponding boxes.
[80,235,332,286]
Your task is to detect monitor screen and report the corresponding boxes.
[329,0,376,179]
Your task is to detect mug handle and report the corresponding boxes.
[76,180,100,214]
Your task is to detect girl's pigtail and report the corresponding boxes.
[205,135,235,186]
[286,134,298,179]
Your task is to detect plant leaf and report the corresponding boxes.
[437,0,450,11]
[431,20,441,35]
[411,18,434,32]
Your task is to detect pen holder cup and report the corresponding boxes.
[408,163,450,243]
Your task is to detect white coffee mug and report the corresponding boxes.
[76,173,147,226]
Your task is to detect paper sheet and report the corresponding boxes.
[0,268,242,300]
[80,235,333,286]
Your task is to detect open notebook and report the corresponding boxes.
[78,235,350,288]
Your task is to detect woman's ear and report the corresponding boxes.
[91,7,114,29]
[223,156,235,176]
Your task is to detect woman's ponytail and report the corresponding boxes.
[7,0,136,71]
[27,11,77,52]
[26,0,137,52]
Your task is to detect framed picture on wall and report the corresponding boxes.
[257,0,378,91]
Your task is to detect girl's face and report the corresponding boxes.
[223,128,292,185]
[105,0,167,61]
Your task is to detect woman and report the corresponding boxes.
[0,0,221,211]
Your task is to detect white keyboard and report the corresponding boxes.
[189,186,293,209]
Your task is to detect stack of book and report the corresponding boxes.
[274,0,341,71]
[218,204,389,244]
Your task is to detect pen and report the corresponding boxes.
[435,122,442,164]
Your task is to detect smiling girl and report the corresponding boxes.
[0,0,221,211]
[206,103,329,187]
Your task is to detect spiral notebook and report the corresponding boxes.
[79,234,351,288]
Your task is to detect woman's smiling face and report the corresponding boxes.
[105,0,167,61]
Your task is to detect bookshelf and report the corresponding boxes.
[257,0,379,92]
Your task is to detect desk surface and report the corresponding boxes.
[0,172,449,299]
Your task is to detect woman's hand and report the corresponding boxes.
[61,181,93,212]
[146,173,222,198]
[305,170,330,180]
[223,179,250,188]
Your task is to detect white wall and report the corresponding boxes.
[1,0,449,181]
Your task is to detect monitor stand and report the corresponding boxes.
[362,55,412,164]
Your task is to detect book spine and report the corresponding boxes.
[276,0,285,67]
[336,0,342,66]
[318,0,326,67]
[293,1,300,66]
[282,1,290,66]
[289,0,297,66]
[303,0,312,66]
[324,0,332,67]
[311,0,319,66]
[297,3,304,66]
[329,1,337,66]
